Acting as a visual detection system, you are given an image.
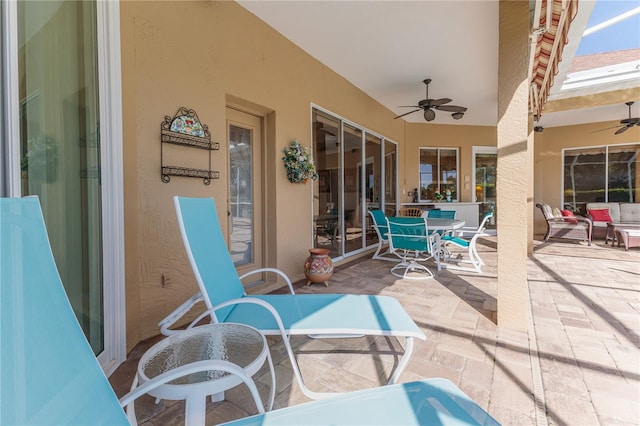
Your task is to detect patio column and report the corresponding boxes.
[496,0,531,331]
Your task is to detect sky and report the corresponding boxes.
[576,0,640,56]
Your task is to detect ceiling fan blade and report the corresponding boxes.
[436,105,467,113]
[430,98,452,107]
[615,125,631,135]
[394,109,421,119]
[591,125,624,133]
[397,105,420,108]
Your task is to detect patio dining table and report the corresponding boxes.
[421,216,466,233]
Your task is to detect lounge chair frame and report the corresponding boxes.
[160,196,426,400]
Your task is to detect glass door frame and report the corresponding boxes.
[1,1,126,375]
[472,146,497,235]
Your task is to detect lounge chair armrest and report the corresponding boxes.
[158,292,204,336]
[119,359,265,424]
[239,267,295,294]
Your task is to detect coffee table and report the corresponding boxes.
[136,323,274,425]
[615,228,640,251]
[606,222,640,246]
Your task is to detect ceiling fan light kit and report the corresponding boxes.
[394,78,467,122]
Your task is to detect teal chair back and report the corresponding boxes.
[386,216,434,253]
[174,197,248,321]
[368,209,389,240]
[1,197,128,425]
[478,211,494,231]
[428,209,456,219]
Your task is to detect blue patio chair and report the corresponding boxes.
[427,209,456,219]
[367,209,399,262]
[160,196,427,400]
[440,212,494,273]
[0,196,264,425]
[426,209,457,237]
[221,377,500,426]
[386,216,441,280]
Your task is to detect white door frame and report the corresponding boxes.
[1,0,126,375]
[471,146,497,202]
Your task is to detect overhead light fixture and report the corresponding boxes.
[424,109,436,121]
[452,112,464,120]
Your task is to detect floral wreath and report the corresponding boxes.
[282,140,318,184]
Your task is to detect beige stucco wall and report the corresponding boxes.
[119,1,410,348]
[533,120,640,235]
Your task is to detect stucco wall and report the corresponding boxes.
[119,1,408,347]
[533,120,640,235]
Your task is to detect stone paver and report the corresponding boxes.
[110,237,640,425]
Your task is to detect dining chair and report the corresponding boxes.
[386,216,441,279]
[427,209,456,219]
[398,207,424,217]
[367,209,399,262]
[440,212,493,273]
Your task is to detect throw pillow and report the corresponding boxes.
[552,207,563,218]
[588,208,612,222]
[561,209,578,224]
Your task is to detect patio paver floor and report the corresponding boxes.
[109,237,640,425]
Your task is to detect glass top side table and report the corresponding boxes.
[136,323,274,425]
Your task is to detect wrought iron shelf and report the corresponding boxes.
[161,130,220,151]
[160,107,219,185]
[161,166,219,185]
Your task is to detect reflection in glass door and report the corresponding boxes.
[227,108,263,277]
[473,147,497,232]
[18,1,104,354]
[312,110,342,258]
[343,124,363,254]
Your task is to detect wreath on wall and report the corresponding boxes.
[282,140,318,184]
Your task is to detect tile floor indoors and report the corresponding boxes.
[109,236,640,426]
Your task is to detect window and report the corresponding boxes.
[419,148,458,201]
[563,143,639,214]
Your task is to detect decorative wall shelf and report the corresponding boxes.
[160,107,220,185]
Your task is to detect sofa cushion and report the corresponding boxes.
[586,202,620,222]
[588,208,613,223]
[541,204,554,220]
[619,203,640,222]
[561,209,578,224]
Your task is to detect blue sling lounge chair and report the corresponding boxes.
[160,196,427,400]
[0,196,264,425]
[221,377,500,426]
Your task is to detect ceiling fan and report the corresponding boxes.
[394,78,467,121]
[613,101,640,135]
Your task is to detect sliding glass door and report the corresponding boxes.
[3,0,125,373]
[312,107,397,260]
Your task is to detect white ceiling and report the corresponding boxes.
[237,1,639,129]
